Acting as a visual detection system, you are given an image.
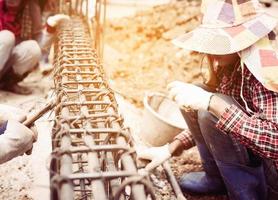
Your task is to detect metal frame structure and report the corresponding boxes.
[50,1,155,199]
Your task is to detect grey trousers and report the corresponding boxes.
[0,30,41,81]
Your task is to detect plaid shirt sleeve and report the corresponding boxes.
[216,104,278,160]
[174,129,195,148]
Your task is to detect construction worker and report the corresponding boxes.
[0,0,69,94]
[0,0,69,163]
[138,0,278,199]
[0,104,37,164]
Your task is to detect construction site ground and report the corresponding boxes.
[0,1,278,200]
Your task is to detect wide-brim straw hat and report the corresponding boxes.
[172,0,278,92]
[172,0,278,55]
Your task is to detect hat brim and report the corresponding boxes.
[240,35,278,93]
[172,13,278,55]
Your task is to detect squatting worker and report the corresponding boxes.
[137,0,278,199]
[0,0,69,94]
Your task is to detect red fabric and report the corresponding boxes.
[174,129,195,147]
[0,0,24,39]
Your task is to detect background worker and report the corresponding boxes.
[138,0,278,199]
[0,0,69,163]
[0,0,69,94]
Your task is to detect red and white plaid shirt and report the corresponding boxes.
[0,0,25,39]
[175,65,278,169]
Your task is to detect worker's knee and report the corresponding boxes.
[12,40,42,75]
[0,30,15,50]
[20,40,42,63]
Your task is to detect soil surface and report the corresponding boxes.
[104,1,204,108]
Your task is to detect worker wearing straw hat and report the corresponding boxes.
[138,0,278,199]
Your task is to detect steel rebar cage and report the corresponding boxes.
[50,1,155,199]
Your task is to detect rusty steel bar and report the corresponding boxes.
[50,10,154,199]
[163,161,187,200]
[78,75,107,200]
[60,106,74,200]
[23,100,55,127]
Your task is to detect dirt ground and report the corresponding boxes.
[0,0,278,200]
[104,1,203,107]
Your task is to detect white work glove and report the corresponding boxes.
[46,14,70,28]
[0,104,26,126]
[137,144,171,171]
[0,120,37,164]
[167,81,213,111]
[41,14,70,51]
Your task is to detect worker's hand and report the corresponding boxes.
[46,14,70,32]
[167,81,213,111]
[24,126,38,155]
[47,14,70,27]
[0,120,37,164]
[137,144,171,171]
[0,104,27,126]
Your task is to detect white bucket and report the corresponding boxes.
[140,92,187,147]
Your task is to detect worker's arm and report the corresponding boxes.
[28,0,43,41]
[37,14,70,51]
[169,139,184,156]
[168,81,278,161]
[213,92,278,160]
[27,0,69,50]
[208,95,230,118]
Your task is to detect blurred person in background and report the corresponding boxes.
[137,0,278,199]
[0,0,68,163]
[0,0,68,94]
